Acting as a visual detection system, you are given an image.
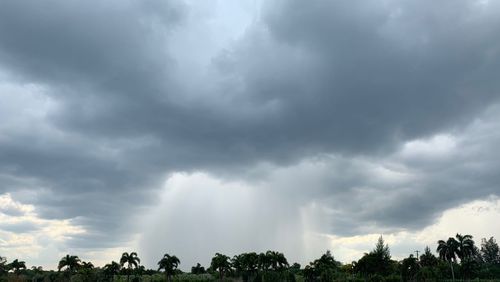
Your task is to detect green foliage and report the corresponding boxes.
[367,274,385,282]
[171,273,215,281]
[58,255,81,272]
[260,270,295,282]
[120,252,141,270]
[302,250,341,282]
[6,233,500,282]
[354,236,393,277]
[232,252,259,281]
[191,263,206,275]
[400,254,419,282]
[113,273,214,281]
[384,274,401,282]
[437,233,477,281]
[420,246,438,267]
[7,259,26,275]
[437,237,459,262]
[289,263,301,275]
[459,256,480,280]
[482,237,500,264]
[373,236,391,261]
[210,253,231,281]
[415,265,440,282]
[158,253,180,281]
[265,251,289,271]
[455,233,476,260]
[104,261,122,278]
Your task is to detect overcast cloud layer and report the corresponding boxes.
[0,0,500,268]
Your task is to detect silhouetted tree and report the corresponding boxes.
[437,237,459,281]
[455,233,475,260]
[266,250,289,271]
[315,250,339,281]
[8,259,26,276]
[302,250,340,281]
[77,261,95,282]
[401,254,419,282]
[103,261,121,281]
[120,252,140,282]
[80,261,94,270]
[211,253,231,281]
[158,253,180,282]
[58,254,81,272]
[354,236,392,277]
[58,254,81,282]
[303,265,315,282]
[289,262,301,274]
[232,252,259,281]
[373,236,391,260]
[420,246,438,267]
[258,252,272,272]
[191,263,206,274]
[481,237,500,264]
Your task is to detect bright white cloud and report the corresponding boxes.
[0,194,86,268]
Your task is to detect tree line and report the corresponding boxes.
[1,234,499,281]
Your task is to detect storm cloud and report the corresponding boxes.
[0,0,499,267]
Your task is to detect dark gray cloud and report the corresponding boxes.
[227,0,500,153]
[0,0,186,248]
[289,108,500,236]
[0,0,499,262]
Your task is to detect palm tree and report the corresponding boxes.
[58,254,81,282]
[78,261,95,282]
[258,252,271,272]
[455,233,475,260]
[9,259,26,275]
[232,254,244,275]
[103,261,121,281]
[80,261,94,270]
[242,252,259,275]
[158,254,180,282]
[211,253,231,281]
[232,252,258,281]
[58,255,81,272]
[437,238,459,281]
[265,251,288,271]
[120,252,140,282]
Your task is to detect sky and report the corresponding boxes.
[0,0,500,270]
